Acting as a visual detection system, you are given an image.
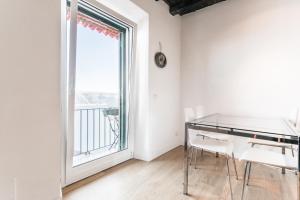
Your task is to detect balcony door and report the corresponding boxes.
[65,0,134,185]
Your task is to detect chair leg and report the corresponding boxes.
[189,147,194,166]
[241,162,249,200]
[246,162,252,185]
[226,158,233,200]
[232,153,238,180]
[191,147,196,166]
[195,149,198,169]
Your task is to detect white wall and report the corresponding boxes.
[131,0,182,161]
[98,0,152,162]
[181,0,300,123]
[94,0,182,162]
[0,0,181,198]
[5,0,300,198]
[0,0,61,200]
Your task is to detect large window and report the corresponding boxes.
[67,0,133,167]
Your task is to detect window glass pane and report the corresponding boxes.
[67,5,128,166]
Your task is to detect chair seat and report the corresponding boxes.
[248,138,292,148]
[197,131,231,141]
[240,148,297,169]
[190,137,233,156]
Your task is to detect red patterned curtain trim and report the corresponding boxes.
[67,9,120,40]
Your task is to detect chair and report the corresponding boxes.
[247,109,299,173]
[248,114,299,173]
[195,105,231,141]
[296,108,300,131]
[248,137,295,174]
[103,107,120,150]
[239,148,297,200]
[184,108,238,200]
[184,108,238,172]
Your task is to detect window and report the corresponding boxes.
[67,0,133,166]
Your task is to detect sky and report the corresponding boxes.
[67,21,120,94]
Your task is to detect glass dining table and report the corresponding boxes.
[183,113,300,198]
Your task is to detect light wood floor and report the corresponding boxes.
[63,146,297,200]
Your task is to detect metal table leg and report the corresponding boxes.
[184,123,189,195]
[288,137,300,200]
[241,162,249,200]
[298,172,300,200]
[282,147,286,174]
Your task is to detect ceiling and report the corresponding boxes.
[160,0,226,16]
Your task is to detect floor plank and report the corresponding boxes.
[63,146,297,200]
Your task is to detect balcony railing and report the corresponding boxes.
[74,106,119,157]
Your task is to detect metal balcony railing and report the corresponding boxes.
[73,106,119,156]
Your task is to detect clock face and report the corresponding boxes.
[155,52,167,68]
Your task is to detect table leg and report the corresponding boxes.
[298,172,300,200]
[282,147,286,174]
[183,123,189,195]
[297,137,300,200]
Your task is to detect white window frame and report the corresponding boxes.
[61,0,137,186]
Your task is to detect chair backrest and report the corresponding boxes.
[184,108,195,122]
[196,105,205,118]
[290,107,300,130]
[296,108,300,130]
[184,108,204,146]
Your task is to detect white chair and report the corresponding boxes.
[248,138,296,174]
[239,148,297,200]
[248,108,299,164]
[296,108,300,131]
[247,108,299,173]
[248,138,295,153]
[184,108,238,200]
[184,108,238,174]
[195,105,232,141]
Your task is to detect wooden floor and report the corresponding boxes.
[63,146,297,200]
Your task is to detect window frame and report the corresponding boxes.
[63,0,136,185]
[68,0,133,155]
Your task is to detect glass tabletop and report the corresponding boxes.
[190,113,299,137]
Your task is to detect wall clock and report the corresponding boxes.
[155,42,167,68]
[155,52,167,68]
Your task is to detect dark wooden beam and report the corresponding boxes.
[169,0,226,16]
[162,0,171,5]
